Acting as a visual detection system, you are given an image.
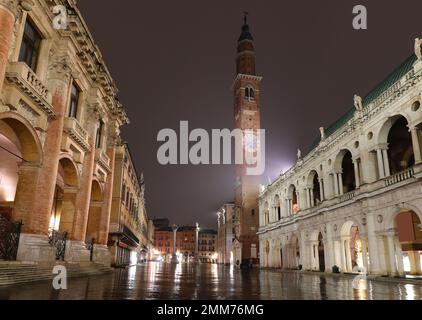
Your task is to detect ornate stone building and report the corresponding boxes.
[109,143,149,266]
[232,15,262,266]
[0,0,129,266]
[198,229,217,263]
[217,202,237,265]
[258,43,422,277]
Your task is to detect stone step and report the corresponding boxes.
[0,262,111,287]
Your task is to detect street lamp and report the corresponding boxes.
[171,224,178,264]
[195,222,200,263]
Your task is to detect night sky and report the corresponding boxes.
[78,0,422,228]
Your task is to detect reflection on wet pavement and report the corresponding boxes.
[0,262,421,300]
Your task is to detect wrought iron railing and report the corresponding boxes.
[0,215,22,261]
[48,229,68,261]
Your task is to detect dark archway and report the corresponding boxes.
[318,233,325,272]
[387,116,414,175]
[341,151,356,193]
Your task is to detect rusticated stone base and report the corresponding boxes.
[16,233,56,263]
[64,240,91,263]
[93,244,111,267]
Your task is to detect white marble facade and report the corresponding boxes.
[258,48,422,277]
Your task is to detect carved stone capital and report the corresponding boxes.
[0,0,20,17]
[47,54,72,83]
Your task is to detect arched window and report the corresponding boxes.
[341,151,356,193]
[245,87,255,100]
[387,116,415,174]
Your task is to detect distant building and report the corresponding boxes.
[199,229,217,263]
[154,225,196,262]
[108,143,149,266]
[217,203,238,265]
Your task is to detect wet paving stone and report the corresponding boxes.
[0,262,421,300]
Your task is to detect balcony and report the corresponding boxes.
[5,62,55,119]
[339,190,356,203]
[384,167,414,187]
[63,117,90,152]
[96,149,111,172]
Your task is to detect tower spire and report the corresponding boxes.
[236,12,255,75]
[243,11,248,25]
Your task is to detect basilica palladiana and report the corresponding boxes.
[258,41,422,277]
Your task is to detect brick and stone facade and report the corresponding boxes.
[108,143,149,266]
[0,0,130,266]
[232,15,262,266]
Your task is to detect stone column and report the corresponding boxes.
[408,251,422,275]
[195,222,199,262]
[338,173,344,195]
[66,108,99,262]
[394,238,405,276]
[382,149,391,177]
[360,235,369,273]
[340,238,347,272]
[377,148,385,179]
[310,188,314,207]
[172,224,178,264]
[410,127,422,164]
[345,237,352,272]
[386,231,398,276]
[319,179,324,201]
[94,145,116,266]
[333,174,339,196]
[17,55,71,262]
[353,160,360,188]
[0,0,19,92]
[12,162,39,227]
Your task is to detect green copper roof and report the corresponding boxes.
[238,24,253,42]
[307,53,417,152]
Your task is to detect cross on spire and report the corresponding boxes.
[243,11,249,25]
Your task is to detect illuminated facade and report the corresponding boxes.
[217,202,237,265]
[0,0,129,266]
[109,143,149,266]
[198,229,217,263]
[258,44,422,277]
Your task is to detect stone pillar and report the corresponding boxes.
[12,162,39,227]
[310,188,314,207]
[67,110,99,262]
[17,55,71,262]
[394,238,405,276]
[338,173,344,195]
[345,237,352,272]
[93,145,116,266]
[0,0,18,92]
[333,174,339,196]
[172,224,178,264]
[377,148,385,179]
[319,179,324,201]
[360,236,369,272]
[410,127,422,164]
[195,222,199,262]
[339,238,347,272]
[386,231,398,276]
[353,160,360,188]
[408,251,422,275]
[382,149,391,177]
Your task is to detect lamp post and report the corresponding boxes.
[171,224,178,264]
[195,222,200,263]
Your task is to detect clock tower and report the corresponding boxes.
[233,14,262,265]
